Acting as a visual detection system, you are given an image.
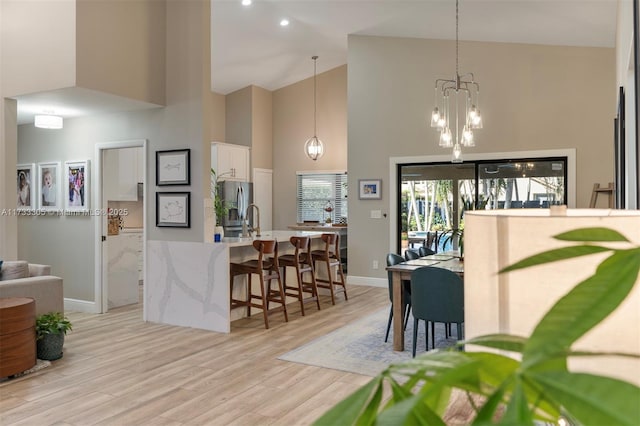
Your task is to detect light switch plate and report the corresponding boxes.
[370,210,382,219]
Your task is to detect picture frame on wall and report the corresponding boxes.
[359,179,382,200]
[17,163,35,211]
[156,149,190,186]
[65,160,90,212]
[37,161,62,211]
[156,192,191,228]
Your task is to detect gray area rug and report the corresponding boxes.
[278,307,462,377]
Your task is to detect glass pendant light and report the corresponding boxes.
[304,56,324,161]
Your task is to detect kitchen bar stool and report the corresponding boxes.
[230,240,288,329]
[311,233,348,305]
[278,236,321,316]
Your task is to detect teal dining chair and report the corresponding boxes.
[385,253,411,342]
[410,266,464,357]
[404,249,421,261]
[418,246,436,257]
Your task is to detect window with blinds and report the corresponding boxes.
[296,171,348,223]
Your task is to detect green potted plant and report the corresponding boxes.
[315,227,640,425]
[35,312,72,361]
[211,168,229,238]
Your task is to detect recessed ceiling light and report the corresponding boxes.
[241,0,251,6]
[280,18,289,27]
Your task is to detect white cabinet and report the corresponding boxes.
[211,142,250,182]
[105,147,143,201]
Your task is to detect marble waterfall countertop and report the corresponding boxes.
[145,230,332,333]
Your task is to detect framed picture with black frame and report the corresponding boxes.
[156,192,191,228]
[156,149,190,186]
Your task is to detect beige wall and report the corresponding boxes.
[76,0,166,106]
[347,35,615,280]
[1,0,76,97]
[225,86,252,147]
[210,91,226,142]
[272,65,348,229]
[251,86,273,170]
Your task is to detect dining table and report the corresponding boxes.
[385,252,464,351]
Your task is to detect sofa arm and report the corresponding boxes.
[0,275,63,315]
[29,263,51,277]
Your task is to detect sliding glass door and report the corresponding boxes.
[397,157,567,254]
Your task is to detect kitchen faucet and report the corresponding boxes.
[242,204,261,237]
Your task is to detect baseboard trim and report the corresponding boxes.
[64,298,99,313]
[347,275,387,288]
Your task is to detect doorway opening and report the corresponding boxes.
[94,140,146,314]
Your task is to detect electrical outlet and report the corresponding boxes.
[373,260,379,269]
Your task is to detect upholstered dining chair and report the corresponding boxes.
[409,266,464,357]
[404,249,421,261]
[385,253,411,342]
[418,246,436,257]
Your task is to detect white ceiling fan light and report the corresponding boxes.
[34,114,63,129]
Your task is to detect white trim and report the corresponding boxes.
[94,139,146,314]
[64,298,99,313]
[388,148,577,253]
[347,275,387,288]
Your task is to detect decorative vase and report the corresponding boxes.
[37,334,65,360]
[214,225,224,241]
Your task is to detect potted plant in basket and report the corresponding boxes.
[36,312,72,361]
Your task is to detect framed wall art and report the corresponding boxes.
[17,163,35,210]
[65,160,90,212]
[37,161,62,211]
[156,192,190,228]
[358,179,382,200]
[156,149,190,186]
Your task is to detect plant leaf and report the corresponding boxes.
[499,379,534,426]
[355,378,384,426]
[377,394,446,426]
[554,227,630,242]
[464,334,527,353]
[523,249,640,369]
[313,376,382,426]
[528,371,640,426]
[499,245,611,273]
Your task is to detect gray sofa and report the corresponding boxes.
[0,261,64,315]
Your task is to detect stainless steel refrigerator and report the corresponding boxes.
[217,181,253,237]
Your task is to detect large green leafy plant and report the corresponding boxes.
[315,227,640,425]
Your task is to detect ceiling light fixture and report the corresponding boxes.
[34,113,63,129]
[430,0,482,163]
[279,18,289,27]
[304,55,324,161]
[241,0,251,5]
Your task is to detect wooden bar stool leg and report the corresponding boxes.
[337,264,348,301]
[247,274,252,318]
[308,266,321,310]
[295,263,306,316]
[328,259,337,305]
[259,274,269,329]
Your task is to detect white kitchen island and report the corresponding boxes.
[145,230,327,332]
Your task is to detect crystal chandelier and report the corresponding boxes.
[430,0,482,163]
[304,55,325,161]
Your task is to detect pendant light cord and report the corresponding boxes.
[312,55,318,137]
[455,0,459,80]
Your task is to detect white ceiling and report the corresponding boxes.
[15,0,618,124]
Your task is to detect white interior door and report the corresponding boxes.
[253,168,272,232]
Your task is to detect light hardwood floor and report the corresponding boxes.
[0,284,388,426]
